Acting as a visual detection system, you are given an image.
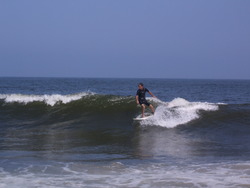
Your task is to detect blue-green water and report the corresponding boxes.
[0,78,250,187]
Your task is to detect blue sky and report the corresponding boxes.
[0,0,250,79]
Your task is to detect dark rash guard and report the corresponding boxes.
[136,88,150,106]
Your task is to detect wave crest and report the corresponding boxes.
[0,92,94,106]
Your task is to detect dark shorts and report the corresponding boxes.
[139,100,150,106]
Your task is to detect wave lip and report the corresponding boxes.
[0,92,95,106]
[141,98,219,128]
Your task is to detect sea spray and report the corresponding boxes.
[141,98,219,128]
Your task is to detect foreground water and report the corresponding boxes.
[0,78,250,187]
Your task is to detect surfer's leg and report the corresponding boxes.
[141,104,146,117]
[149,104,155,114]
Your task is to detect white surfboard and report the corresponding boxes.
[133,115,153,121]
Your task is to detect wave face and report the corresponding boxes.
[0,93,138,131]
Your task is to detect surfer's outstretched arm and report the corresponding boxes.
[148,91,156,98]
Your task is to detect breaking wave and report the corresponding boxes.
[0,93,237,129]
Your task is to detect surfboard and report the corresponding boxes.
[133,115,153,121]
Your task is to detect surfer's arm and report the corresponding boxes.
[148,91,157,98]
[135,95,139,104]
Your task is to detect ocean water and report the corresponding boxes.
[0,77,250,188]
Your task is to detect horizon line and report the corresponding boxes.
[0,76,249,81]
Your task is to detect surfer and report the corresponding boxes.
[136,83,157,118]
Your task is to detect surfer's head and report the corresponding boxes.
[138,83,144,90]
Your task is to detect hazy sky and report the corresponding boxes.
[0,0,250,79]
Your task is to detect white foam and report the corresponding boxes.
[0,161,249,188]
[0,92,94,106]
[141,98,219,128]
